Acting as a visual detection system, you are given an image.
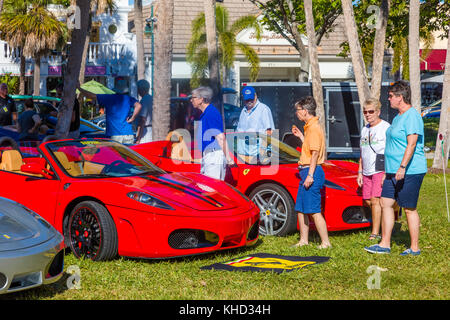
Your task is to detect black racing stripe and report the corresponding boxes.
[141,176,222,207]
[156,175,224,207]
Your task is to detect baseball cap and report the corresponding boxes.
[242,86,255,101]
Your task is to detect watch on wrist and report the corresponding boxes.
[308,173,314,178]
[400,165,406,169]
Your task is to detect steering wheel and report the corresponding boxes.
[258,147,272,165]
[40,135,60,144]
[101,160,128,174]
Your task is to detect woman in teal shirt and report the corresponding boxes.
[365,81,427,256]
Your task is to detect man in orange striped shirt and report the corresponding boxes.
[291,96,331,249]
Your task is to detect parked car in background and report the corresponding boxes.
[0,197,64,294]
[421,99,441,118]
[7,95,107,139]
[11,95,59,119]
[132,131,371,236]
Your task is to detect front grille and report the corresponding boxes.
[342,206,371,224]
[168,229,219,249]
[9,272,42,292]
[247,221,259,241]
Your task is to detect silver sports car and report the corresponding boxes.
[0,197,64,294]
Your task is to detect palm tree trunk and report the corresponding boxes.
[204,0,223,124]
[152,0,174,140]
[304,0,325,140]
[33,55,41,96]
[135,0,145,80]
[431,27,450,170]
[78,14,92,86]
[19,50,25,95]
[204,0,220,93]
[55,0,91,138]
[341,0,370,109]
[409,0,421,113]
[370,0,390,101]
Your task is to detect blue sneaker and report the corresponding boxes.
[400,248,421,256]
[364,244,391,254]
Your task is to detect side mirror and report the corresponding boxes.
[21,162,54,179]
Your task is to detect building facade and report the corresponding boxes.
[0,0,139,97]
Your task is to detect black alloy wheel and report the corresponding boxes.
[68,201,118,261]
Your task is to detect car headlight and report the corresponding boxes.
[127,192,174,210]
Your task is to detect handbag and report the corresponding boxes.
[368,128,385,172]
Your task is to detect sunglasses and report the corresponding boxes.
[363,110,376,115]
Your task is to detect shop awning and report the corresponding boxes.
[420,49,447,71]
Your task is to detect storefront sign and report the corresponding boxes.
[47,65,107,76]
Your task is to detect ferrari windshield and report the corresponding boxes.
[46,140,165,178]
[226,132,300,165]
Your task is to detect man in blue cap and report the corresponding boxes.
[236,86,275,160]
[237,86,274,135]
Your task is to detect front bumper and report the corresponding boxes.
[108,205,260,259]
[0,234,64,294]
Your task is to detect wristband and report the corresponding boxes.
[308,173,314,178]
[400,165,406,169]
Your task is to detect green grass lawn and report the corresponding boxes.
[2,174,449,300]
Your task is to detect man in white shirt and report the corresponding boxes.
[237,86,274,135]
[236,86,275,158]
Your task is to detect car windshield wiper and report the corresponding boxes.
[75,174,110,178]
[135,170,162,176]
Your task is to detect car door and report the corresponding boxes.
[0,168,62,226]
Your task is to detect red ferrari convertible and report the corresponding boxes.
[0,138,259,261]
[132,131,370,236]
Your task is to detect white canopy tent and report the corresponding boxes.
[421,74,444,83]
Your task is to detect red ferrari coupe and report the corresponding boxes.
[132,131,370,236]
[0,138,259,261]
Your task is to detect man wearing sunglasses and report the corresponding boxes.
[191,86,235,181]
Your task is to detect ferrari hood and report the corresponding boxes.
[133,173,239,211]
[0,198,61,252]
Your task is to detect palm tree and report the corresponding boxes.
[409,0,421,113]
[77,0,116,85]
[152,0,174,141]
[341,0,370,110]
[135,0,145,80]
[187,4,262,89]
[0,0,68,95]
[203,0,220,99]
[55,0,91,137]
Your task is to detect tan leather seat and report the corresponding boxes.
[83,161,105,174]
[53,151,82,176]
[166,131,192,162]
[0,150,23,172]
